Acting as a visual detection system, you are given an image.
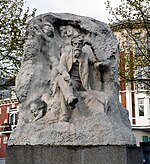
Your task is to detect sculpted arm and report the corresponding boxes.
[84,40,110,68]
[34,24,50,41]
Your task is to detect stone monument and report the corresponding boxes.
[7,13,142,164]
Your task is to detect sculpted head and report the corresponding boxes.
[42,21,54,37]
[59,25,74,38]
[71,35,84,57]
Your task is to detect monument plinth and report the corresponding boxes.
[7,13,141,164]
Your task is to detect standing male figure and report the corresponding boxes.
[57,35,97,121]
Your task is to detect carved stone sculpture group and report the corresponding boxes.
[8,13,136,146]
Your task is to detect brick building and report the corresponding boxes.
[111,21,150,146]
[0,88,19,162]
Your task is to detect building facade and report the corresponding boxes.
[112,21,150,146]
[0,88,19,161]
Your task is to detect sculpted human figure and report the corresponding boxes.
[34,21,59,93]
[10,13,135,147]
[59,25,78,54]
[56,35,98,122]
[59,25,75,38]
[23,20,60,120]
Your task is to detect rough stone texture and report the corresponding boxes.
[8,13,135,146]
[6,145,142,164]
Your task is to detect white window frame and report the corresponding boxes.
[9,109,18,129]
[138,98,144,116]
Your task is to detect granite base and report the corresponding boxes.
[6,145,142,164]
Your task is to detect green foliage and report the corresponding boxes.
[105,0,150,91]
[0,0,36,87]
[105,0,149,22]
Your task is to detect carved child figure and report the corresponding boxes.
[30,100,47,122]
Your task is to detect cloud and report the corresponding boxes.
[25,0,121,23]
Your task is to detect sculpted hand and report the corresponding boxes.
[64,75,72,85]
[94,61,102,68]
[94,60,110,68]
[64,74,70,81]
[62,71,71,82]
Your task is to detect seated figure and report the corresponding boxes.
[11,14,135,147]
[56,35,99,121]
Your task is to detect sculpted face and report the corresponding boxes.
[72,37,84,58]
[66,26,74,37]
[59,26,74,38]
[42,23,54,37]
[59,26,68,38]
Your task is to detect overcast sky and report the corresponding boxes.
[25,0,121,23]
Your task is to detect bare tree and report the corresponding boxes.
[105,0,150,91]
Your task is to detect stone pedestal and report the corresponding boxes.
[6,145,142,164]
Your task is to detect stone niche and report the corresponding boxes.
[8,12,136,146]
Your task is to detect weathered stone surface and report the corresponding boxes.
[6,145,142,164]
[8,13,135,146]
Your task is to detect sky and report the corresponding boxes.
[25,0,121,23]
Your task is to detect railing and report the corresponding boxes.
[0,123,14,133]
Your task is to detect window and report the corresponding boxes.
[10,113,17,125]
[137,67,142,79]
[135,33,142,55]
[135,66,150,90]
[142,65,150,88]
[146,65,150,86]
[138,98,144,116]
[135,67,144,90]
[9,109,18,130]
[149,98,150,113]
[147,35,150,55]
